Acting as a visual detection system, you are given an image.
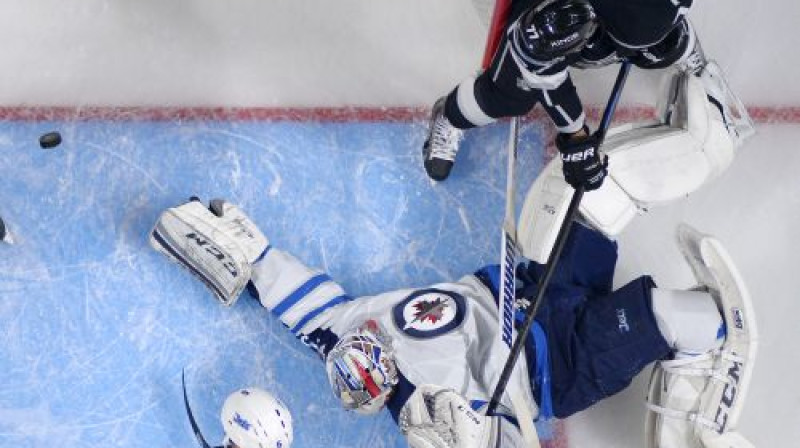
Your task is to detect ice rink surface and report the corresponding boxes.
[2,116,798,448]
[1,0,799,446]
[0,119,559,447]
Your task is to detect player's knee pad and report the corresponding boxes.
[149,198,268,306]
[644,225,757,448]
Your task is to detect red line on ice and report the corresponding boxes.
[0,105,797,123]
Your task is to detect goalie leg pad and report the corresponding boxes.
[645,224,757,448]
[150,199,268,306]
[517,155,638,262]
[700,61,755,148]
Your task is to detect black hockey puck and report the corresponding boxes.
[39,131,62,149]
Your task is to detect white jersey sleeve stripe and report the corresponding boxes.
[291,294,352,335]
[272,273,332,316]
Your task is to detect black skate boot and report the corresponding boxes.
[422,97,464,181]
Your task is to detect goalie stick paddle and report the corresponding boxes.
[498,116,520,353]
[182,369,221,448]
[486,60,633,418]
[495,116,544,447]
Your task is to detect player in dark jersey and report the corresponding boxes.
[422,0,704,190]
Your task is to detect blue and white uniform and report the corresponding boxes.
[249,224,671,424]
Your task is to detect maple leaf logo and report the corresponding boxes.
[412,297,448,324]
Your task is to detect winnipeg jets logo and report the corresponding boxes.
[409,297,448,326]
[393,289,466,339]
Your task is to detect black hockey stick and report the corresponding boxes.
[182,369,222,448]
[486,60,632,417]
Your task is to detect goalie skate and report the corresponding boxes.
[645,224,758,448]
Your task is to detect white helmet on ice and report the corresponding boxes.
[220,388,293,448]
[325,320,399,415]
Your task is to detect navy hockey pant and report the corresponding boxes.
[519,224,672,418]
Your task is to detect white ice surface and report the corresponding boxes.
[0,0,796,106]
[0,1,798,447]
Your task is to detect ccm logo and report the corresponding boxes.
[714,358,743,433]
[185,233,239,277]
[562,148,595,162]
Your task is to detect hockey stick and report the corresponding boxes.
[486,60,633,418]
[480,4,542,444]
[182,369,222,448]
[481,0,512,70]
[495,117,545,448]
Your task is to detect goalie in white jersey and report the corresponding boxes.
[151,198,757,448]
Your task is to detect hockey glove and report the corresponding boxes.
[556,128,607,191]
[150,198,269,306]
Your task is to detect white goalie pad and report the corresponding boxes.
[150,199,268,306]
[517,159,571,263]
[603,71,732,204]
[517,157,637,262]
[399,385,526,448]
[519,67,752,257]
[699,61,755,148]
[644,224,758,448]
[604,63,753,206]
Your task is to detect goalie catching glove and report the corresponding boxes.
[399,385,526,448]
[150,198,268,306]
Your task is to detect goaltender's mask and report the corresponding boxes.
[325,320,399,415]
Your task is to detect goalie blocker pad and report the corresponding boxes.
[150,199,268,306]
[644,224,757,448]
[518,66,752,262]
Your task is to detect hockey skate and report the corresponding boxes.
[422,97,464,181]
[645,224,757,448]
